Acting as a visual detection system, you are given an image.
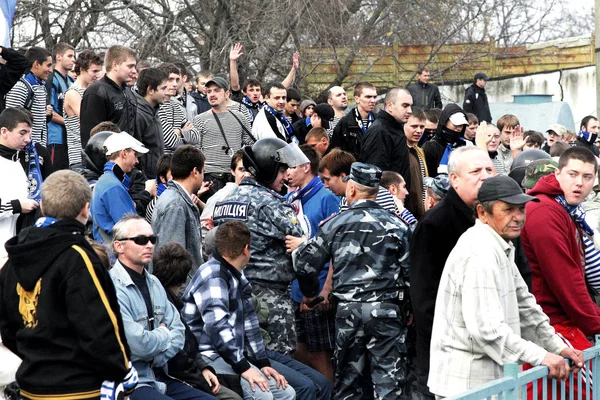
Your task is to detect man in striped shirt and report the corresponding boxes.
[5,47,53,146]
[156,63,190,153]
[190,77,252,197]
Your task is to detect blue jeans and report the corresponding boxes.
[131,378,219,400]
[200,354,296,400]
[265,350,332,400]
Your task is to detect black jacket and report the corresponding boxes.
[80,76,138,147]
[575,137,600,157]
[463,83,492,123]
[134,91,165,179]
[0,219,131,397]
[292,118,311,144]
[409,188,531,395]
[190,91,211,114]
[0,47,28,100]
[407,81,442,110]
[422,104,468,177]
[361,109,411,190]
[330,107,366,160]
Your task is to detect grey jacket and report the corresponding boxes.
[152,180,203,276]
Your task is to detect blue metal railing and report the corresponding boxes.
[447,336,600,400]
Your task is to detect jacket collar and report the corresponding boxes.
[168,180,196,208]
[348,199,381,210]
[111,259,137,287]
[213,249,243,281]
[446,187,475,223]
[475,219,514,257]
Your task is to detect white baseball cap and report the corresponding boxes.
[449,112,468,126]
[103,132,149,156]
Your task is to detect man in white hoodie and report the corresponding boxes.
[0,108,39,265]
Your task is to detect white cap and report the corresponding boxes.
[449,112,468,126]
[546,124,567,137]
[103,132,149,156]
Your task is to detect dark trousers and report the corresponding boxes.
[130,378,218,400]
[201,172,233,202]
[334,301,407,400]
[266,350,332,400]
[48,143,69,171]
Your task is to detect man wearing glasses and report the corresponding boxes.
[90,131,148,243]
[110,214,217,400]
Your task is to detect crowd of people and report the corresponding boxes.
[0,41,599,400]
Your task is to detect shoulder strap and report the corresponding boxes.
[19,78,35,110]
[228,110,257,143]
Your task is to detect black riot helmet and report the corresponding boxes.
[83,131,113,175]
[508,148,551,187]
[242,138,309,185]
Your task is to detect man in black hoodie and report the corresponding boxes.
[0,170,138,399]
[134,67,167,179]
[422,104,469,177]
[360,87,413,191]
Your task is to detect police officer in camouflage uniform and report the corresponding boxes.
[212,138,307,355]
[294,162,411,400]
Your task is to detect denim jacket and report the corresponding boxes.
[110,260,185,393]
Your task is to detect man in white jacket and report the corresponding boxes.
[252,82,296,143]
[0,108,39,265]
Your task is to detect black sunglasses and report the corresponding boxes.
[118,235,157,245]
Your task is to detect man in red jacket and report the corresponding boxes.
[522,146,600,353]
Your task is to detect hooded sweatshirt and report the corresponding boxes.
[0,219,131,398]
[522,174,600,335]
[422,104,467,177]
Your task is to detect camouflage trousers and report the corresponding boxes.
[334,301,408,400]
[252,282,297,355]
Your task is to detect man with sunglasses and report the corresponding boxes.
[110,215,217,400]
[91,131,149,243]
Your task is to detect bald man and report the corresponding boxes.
[327,86,348,135]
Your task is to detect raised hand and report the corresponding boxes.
[230,43,243,62]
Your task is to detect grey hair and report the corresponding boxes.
[111,214,145,243]
[448,146,488,175]
[476,200,497,215]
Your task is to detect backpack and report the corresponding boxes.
[0,77,34,112]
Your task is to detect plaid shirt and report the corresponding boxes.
[428,220,566,397]
[181,251,270,374]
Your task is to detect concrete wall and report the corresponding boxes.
[438,66,596,132]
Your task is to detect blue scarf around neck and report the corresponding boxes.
[34,217,59,228]
[288,176,323,206]
[263,104,295,138]
[555,194,594,237]
[25,142,43,202]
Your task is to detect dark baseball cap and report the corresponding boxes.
[474,72,489,81]
[313,103,335,129]
[205,76,229,91]
[478,175,540,204]
[342,162,382,188]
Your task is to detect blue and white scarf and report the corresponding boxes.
[556,194,600,250]
[242,96,262,122]
[578,130,598,145]
[25,142,43,202]
[263,104,295,139]
[34,217,58,228]
[288,176,323,237]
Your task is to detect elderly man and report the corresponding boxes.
[428,175,583,397]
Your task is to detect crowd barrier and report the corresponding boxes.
[447,336,600,400]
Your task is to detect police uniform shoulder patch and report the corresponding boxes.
[213,201,249,222]
[319,211,340,227]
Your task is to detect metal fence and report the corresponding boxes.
[447,336,600,400]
